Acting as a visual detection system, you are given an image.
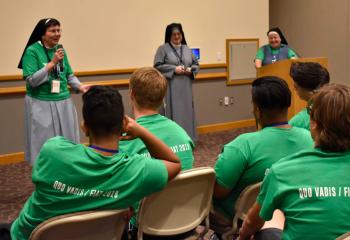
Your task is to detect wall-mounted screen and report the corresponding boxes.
[191,48,200,61]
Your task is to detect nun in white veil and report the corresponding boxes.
[18,18,90,165]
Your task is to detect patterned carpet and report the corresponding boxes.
[0,127,255,237]
[193,127,255,168]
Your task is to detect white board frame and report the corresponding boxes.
[226,38,259,85]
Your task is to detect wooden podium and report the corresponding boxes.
[257,57,328,119]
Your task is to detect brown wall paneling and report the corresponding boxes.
[269,0,349,85]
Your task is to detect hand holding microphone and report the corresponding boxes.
[56,44,64,72]
[48,45,64,73]
[51,46,64,64]
[46,46,64,72]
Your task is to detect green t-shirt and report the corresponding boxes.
[213,127,313,219]
[258,148,350,240]
[289,108,310,130]
[255,45,297,60]
[119,114,194,170]
[11,136,168,240]
[119,114,194,227]
[22,42,74,101]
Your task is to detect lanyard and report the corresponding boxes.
[42,42,59,78]
[263,121,289,128]
[169,44,183,65]
[89,145,119,154]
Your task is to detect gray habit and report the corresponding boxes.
[154,43,199,141]
[25,68,80,165]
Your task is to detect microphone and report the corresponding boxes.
[57,44,64,72]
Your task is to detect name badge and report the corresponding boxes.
[51,80,60,93]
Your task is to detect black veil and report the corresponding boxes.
[164,23,187,45]
[18,18,60,69]
[267,27,288,45]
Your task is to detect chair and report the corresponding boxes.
[337,231,350,240]
[137,167,216,240]
[29,209,129,240]
[222,182,262,240]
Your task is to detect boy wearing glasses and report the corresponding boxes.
[240,84,350,239]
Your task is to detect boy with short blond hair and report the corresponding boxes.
[120,68,194,238]
[121,67,194,170]
[240,84,350,239]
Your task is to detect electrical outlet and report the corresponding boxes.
[216,52,222,61]
[219,98,223,106]
[230,97,234,105]
[224,96,229,106]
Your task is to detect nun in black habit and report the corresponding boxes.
[255,27,298,68]
[19,18,89,165]
[154,23,199,142]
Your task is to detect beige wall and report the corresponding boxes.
[0,0,268,155]
[0,0,268,75]
[270,0,350,85]
[0,0,269,155]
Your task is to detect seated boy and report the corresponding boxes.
[119,67,194,238]
[289,62,329,130]
[211,76,314,236]
[119,67,194,169]
[11,86,181,240]
[239,84,350,239]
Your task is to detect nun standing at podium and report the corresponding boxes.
[154,23,199,142]
[18,18,90,165]
[255,27,298,68]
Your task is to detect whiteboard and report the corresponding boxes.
[226,39,259,84]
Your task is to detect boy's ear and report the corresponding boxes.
[310,119,318,140]
[310,119,317,130]
[252,103,262,130]
[121,115,129,133]
[80,121,89,137]
[129,89,136,101]
[253,104,261,119]
[128,89,135,110]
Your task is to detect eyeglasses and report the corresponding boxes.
[47,29,62,34]
[306,101,313,114]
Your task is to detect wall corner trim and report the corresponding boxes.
[197,119,255,134]
[0,152,25,165]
